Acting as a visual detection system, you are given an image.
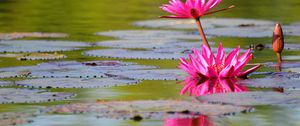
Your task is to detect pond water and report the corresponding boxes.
[0,0,300,126]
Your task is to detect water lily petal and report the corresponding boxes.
[160,15,190,18]
[192,48,208,73]
[237,64,261,78]
[219,78,234,91]
[216,43,226,64]
[179,58,197,76]
[207,67,218,78]
[238,49,251,63]
[189,54,207,76]
[234,53,252,73]
[180,81,195,95]
[185,0,195,8]
[219,65,235,78]
[162,5,187,16]
[202,45,214,64]
[169,0,190,15]
[161,0,223,19]
[225,46,240,65]
[204,0,219,10]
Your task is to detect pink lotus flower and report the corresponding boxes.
[164,115,213,126]
[160,0,223,19]
[160,0,234,49]
[180,77,248,96]
[180,43,261,78]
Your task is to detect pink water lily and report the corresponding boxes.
[160,0,234,49]
[180,43,261,78]
[161,0,223,19]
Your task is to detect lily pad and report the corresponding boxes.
[82,60,157,70]
[82,60,134,66]
[30,62,155,78]
[248,71,300,81]
[0,63,102,78]
[197,91,300,107]
[16,77,139,88]
[83,47,244,60]
[0,53,24,58]
[133,18,275,29]
[0,81,13,87]
[268,72,300,79]
[0,88,75,104]
[205,26,273,38]
[37,61,156,70]
[17,53,67,61]
[19,115,127,126]
[42,100,250,119]
[23,113,219,126]
[290,22,300,26]
[84,49,185,60]
[0,61,156,78]
[153,46,246,54]
[283,25,300,36]
[107,69,187,80]
[0,40,90,53]
[286,67,300,73]
[96,30,203,40]
[205,25,300,38]
[282,56,300,61]
[0,71,23,78]
[0,112,36,126]
[238,77,300,90]
[264,62,300,69]
[0,32,68,40]
[28,68,107,78]
[95,39,209,49]
[265,43,300,51]
[37,61,83,68]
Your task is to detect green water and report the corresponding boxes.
[0,0,300,125]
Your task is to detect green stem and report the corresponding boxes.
[276,53,282,64]
[195,18,210,49]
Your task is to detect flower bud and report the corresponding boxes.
[272,23,284,54]
[272,23,284,63]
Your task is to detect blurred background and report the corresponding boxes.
[0,0,299,41]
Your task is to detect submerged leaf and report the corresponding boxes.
[205,25,300,38]
[0,88,75,104]
[107,69,188,80]
[42,100,250,119]
[0,112,36,126]
[0,32,68,40]
[197,91,300,107]
[238,77,300,90]
[0,40,90,53]
[0,81,13,87]
[0,61,156,78]
[16,77,139,88]
[83,48,242,60]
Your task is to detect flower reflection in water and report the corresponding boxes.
[164,115,213,126]
[180,77,248,96]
